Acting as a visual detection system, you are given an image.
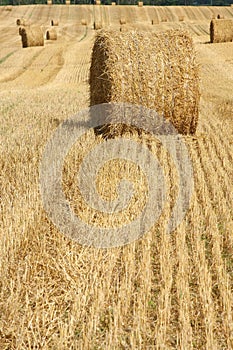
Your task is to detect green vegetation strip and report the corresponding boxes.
[79,25,88,42]
[0,50,17,65]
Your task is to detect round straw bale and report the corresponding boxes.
[90,29,200,135]
[20,26,44,48]
[94,22,102,30]
[151,19,159,25]
[120,18,126,25]
[51,19,59,26]
[81,19,87,26]
[16,18,27,26]
[46,28,57,40]
[210,19,233,43]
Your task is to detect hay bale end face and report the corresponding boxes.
[210,19,233,43]
[46,29,57,40]
[94,22,102,30]
[90,29,200,135]
[20,27,44,48]
[51,19,59,26]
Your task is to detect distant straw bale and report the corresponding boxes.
[46,29,57,40]
[66,0,70,4]
[210,19,233,43]
[138,1,143,6]
[90,29,200,135]
[96,0,101,4]
[81,19,87,25]
[47,0,52,4]
[120,18,126,25]
[112,2,116,4]
[51,19,59,26]
[16,18,29,26]
[151,19,159,25]
[94,22,102,30]
[120,25,134,32]
[20,26,44,48]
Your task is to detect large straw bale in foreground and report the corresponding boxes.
[90,30,200,135]
[20,27,44,48]
[210,19,233,43]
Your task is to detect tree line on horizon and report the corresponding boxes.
[1,0,232,7]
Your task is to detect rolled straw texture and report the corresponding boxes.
[89,29,200,135]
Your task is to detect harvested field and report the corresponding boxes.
[0,5,233,350]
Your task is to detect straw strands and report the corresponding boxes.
[20,26,44,48]
[210,19,233,43]
[46,28,57,40]
[90,29,200,135]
